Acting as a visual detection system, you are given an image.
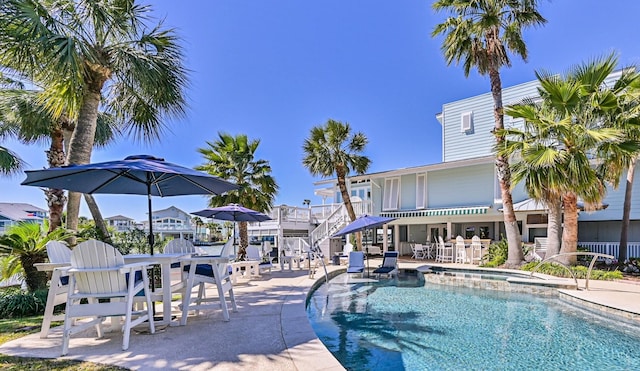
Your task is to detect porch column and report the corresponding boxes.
[394,224,400,253]
[522,215,529,243]
[446,221,452,240]
[382,224,389,253]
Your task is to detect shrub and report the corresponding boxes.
[0,288,47,318]
[481,238,508,267]
[521,262,623,280]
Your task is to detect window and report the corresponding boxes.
[383,177,400,210]
[461,111,473,132]
[416,173,426,209]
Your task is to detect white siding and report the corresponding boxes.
[427,163,495,208]
[441,80,540,162]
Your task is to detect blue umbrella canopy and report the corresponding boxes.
[21,155,237,196]
[21,155,239,253]
[192,204,272,222]
[332,215,397,237]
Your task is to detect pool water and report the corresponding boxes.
[307,273,640,370]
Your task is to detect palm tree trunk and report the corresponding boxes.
[238,221,248,259]
[83,194,112,244]
[489,67,523,266]
[336,165,361,250]
[45,126,66,232]
[560,192,579,265]
[545,199,562,257]
[20,253,48,292]
[65,74,104,235]
[619,157,636,262]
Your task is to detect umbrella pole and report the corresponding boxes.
[146,183,158,318]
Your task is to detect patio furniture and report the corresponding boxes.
[246,245,273,275]
[455,236,467,264]
[372,251,399,278]
[61,240,155,355]
[38,241,72,339]
[470,235,483,265]
[123,251,191,326]
[436,236,453,263]
[346,251,365,277]
[412,243,426,260]
[180,241,237,325]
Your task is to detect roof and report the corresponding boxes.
[105,215,135,221]
[313,155,495,186]
[0,202,46,221]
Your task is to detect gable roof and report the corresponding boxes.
[105,215,135,221]
[0,202,46,221]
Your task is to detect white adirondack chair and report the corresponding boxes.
[455,236,467,264]
[470,235,483,265]
[246,245,272,275]
[61,240,155,355]
[180,239,237,325]
[39,241,72,338]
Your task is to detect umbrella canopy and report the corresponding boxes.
[192,204,272,222]
[192,204,271,256]
[332,215,396,237]
[21,155,239,253]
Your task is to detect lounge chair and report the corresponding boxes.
[346,251,365,277]
[373,251,399,278]
[62,240,155,355]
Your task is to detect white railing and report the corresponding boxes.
[281,237,311,256]
[310,204,349,247]
[579,241,640,260]
[310,201,373,223]
[263,205,312,223]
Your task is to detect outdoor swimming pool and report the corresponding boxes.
[306,272,640,370]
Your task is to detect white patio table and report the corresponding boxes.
[123,252,190,326]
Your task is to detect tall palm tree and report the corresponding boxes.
[0,0,189,234]
[503,54,631,264]
[597,69,640,262]
[302,119,370,223]
[196,133,278,259]
[432,0,546,266]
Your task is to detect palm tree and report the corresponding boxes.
[0,0,188,234]
[596,69,640,262]
[0,222,72,292]
[0,146,23,175]
[192,216,203,242]
[196,133,278,258]
[432,0,546,266]
[503,54,631,264]
[302,119,370,247]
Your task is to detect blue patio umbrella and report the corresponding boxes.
[192,204,271,255]
[21,155,239,254]
[332,215,397,237]
[333,214,396,277]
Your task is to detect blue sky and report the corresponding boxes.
[2,0,640,221]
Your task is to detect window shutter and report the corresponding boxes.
[461,111,473,132]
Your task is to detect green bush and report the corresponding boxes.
[0,288,48,318]
[481,238,508,267]
[521,262,623,280]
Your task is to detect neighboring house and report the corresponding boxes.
[105,215,136,232]
[310,71,640,258]
[142,206,195,241]
[0,202,47,234]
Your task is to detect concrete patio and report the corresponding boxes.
[1,259,639,370]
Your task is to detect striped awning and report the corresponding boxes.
[380,206,490,219]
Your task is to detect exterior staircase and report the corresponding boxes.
[310,201,372,258]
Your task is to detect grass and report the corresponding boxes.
[0,315,127,370]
